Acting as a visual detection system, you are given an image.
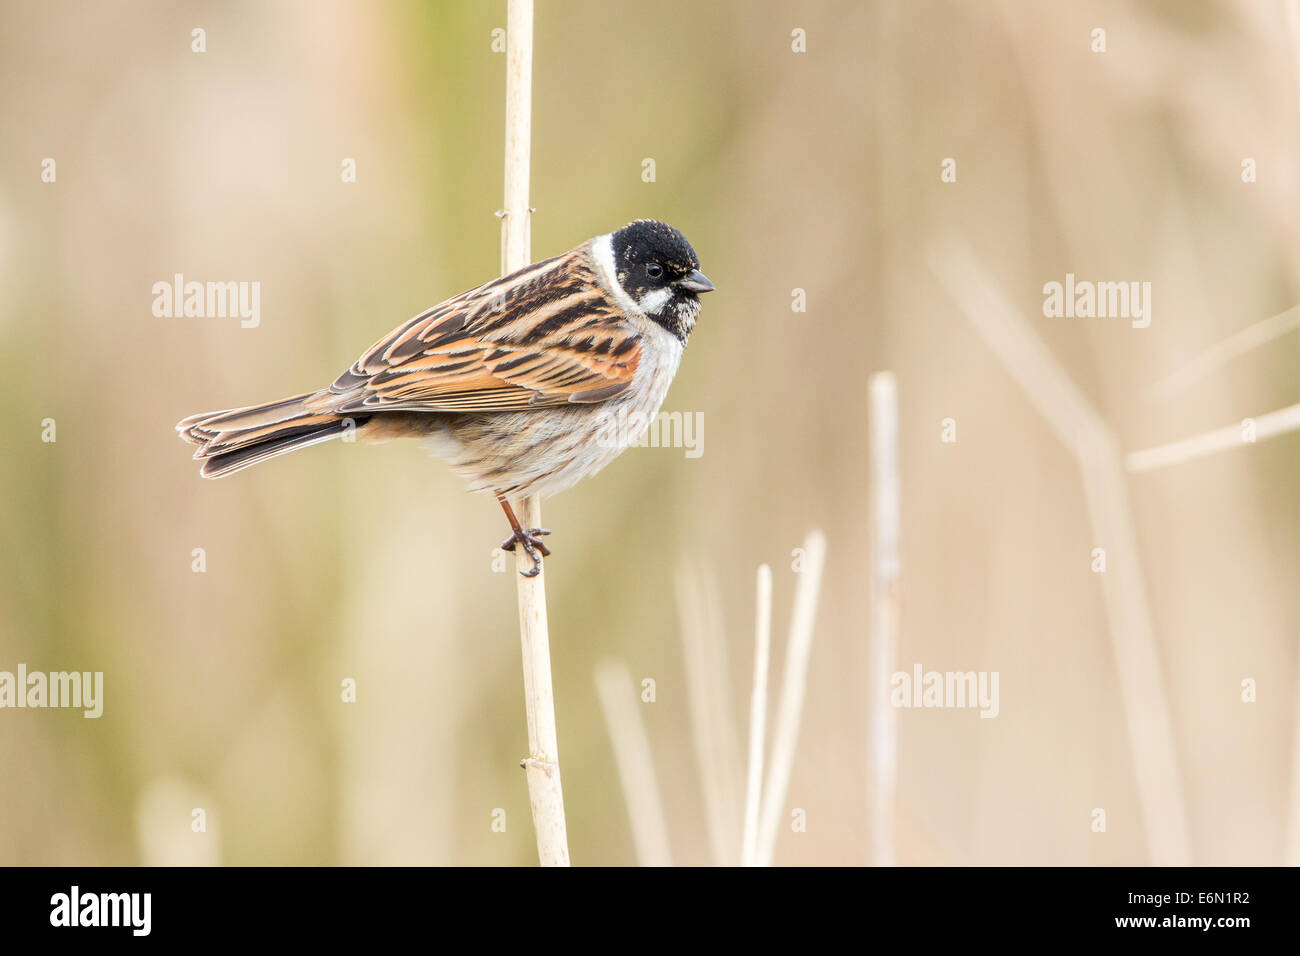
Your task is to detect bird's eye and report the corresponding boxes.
[646,263,664,279]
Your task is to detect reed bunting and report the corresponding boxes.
[177,219,714,576]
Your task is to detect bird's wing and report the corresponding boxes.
[316,250,642,414]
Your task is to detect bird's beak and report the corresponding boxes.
[679,270,716,293]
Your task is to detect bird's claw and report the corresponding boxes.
[501,528,552,577]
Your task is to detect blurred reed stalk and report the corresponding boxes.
[754,529,827,866]
[1145,304,1300,399]
[1131,297,1300,863]
[668,542,825,865]
[1277,0,1300,867]
[868,372,901,866]
[502,0,569,867]
[1126,403,1300,473]
[676,563,744,865]
[928,236,1193,866]
[741,564,773,866]
[594,660,673,866]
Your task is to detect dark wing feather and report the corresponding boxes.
[312,249,642,415]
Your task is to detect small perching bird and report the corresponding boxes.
[177,219,714,575]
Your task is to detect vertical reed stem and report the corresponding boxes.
[741,564,773,866]
[503,0,569,867]
[755,530,826,866]
[594,660,673,866]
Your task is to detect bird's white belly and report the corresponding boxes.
[425,333,683,501]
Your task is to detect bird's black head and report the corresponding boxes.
[610,219,714,343]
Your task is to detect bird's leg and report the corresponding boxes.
[497,496,551,578]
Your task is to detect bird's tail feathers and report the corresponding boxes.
[176,391,370,478]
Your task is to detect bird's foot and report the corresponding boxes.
[501,527,552,577]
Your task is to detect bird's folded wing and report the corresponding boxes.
[317,257,642,414]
